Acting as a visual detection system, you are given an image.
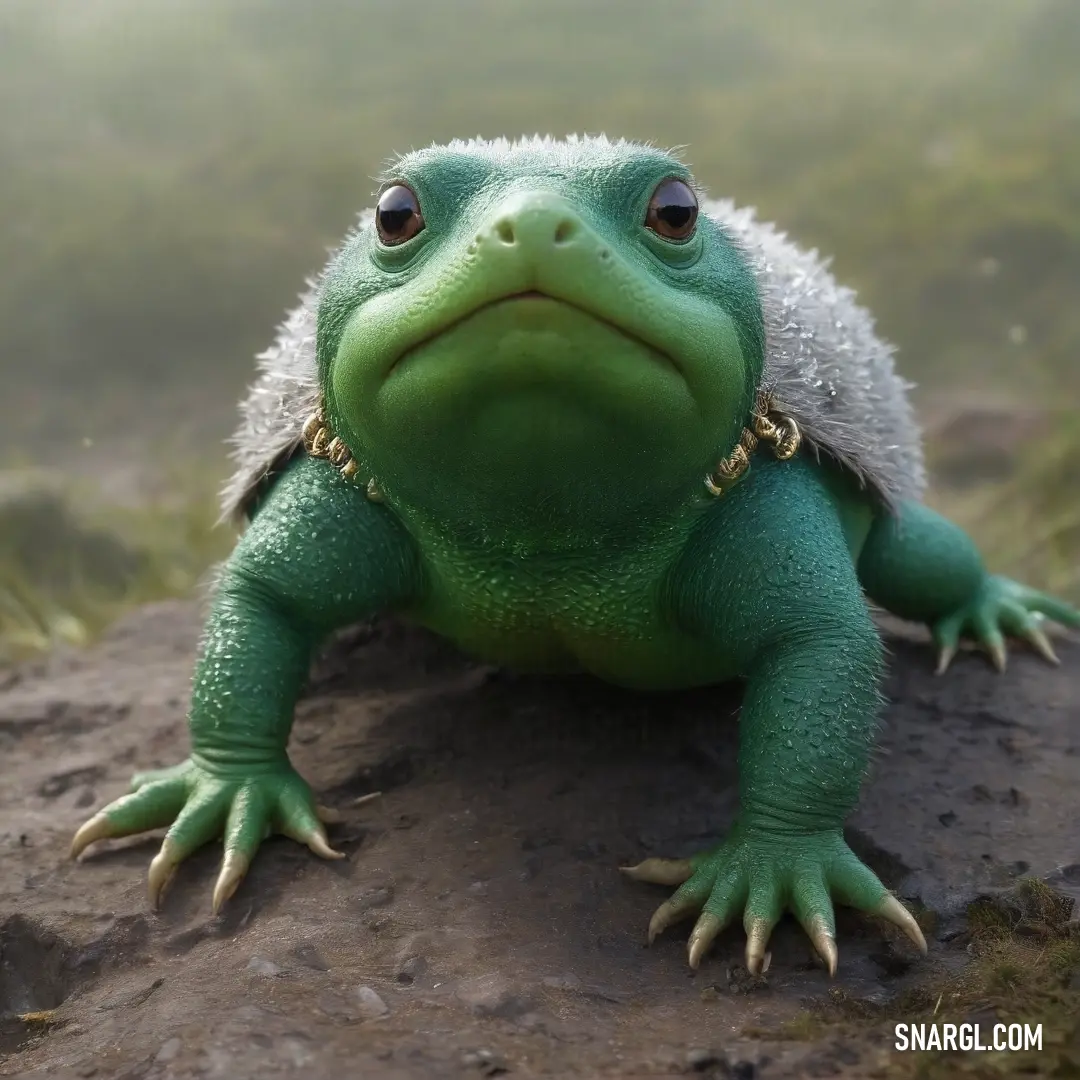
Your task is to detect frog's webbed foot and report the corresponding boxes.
[71,759,349,911]
[622,828,926,974]
[931,575,1079,675]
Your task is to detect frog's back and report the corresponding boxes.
[711,199,926,508]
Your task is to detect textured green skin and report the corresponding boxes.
[78,141,1080,965]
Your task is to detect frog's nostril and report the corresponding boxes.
[490,212,579,247]
[553,218,576,245]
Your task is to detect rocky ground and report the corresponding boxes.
[0,601,1077,1079]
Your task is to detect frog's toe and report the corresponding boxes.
[972,609,1008,672]
[932,576,1078,676]
[276,786,345,861]
[828,849,927,953]
[646,871,712,944]
[148,789,232,907]
[688,912,726,969]
[210,785,269,913]
[71,776,190,858]
[999,603,1060,666]
[789,871,839,974]
[931,612,963,675]
[129,761,190,792]
[741,856,783,977]
[630,830,926,976]
[687,862,750,968]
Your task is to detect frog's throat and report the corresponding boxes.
[302,390,802,504]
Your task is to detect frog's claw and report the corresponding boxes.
[1018,621,1060,666]
[688,913,726,969]
[931,576,1078,676]
[619,857,694,886]
[805,917,838,976]
[934,641,957,677]
[212,850,251,915]
[744,916,777,975]
[148,839,183,908]
[876,894,928,953]
[70,813,116,858]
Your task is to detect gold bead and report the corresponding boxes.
[301,412,324,451]
[310,427,330,456]
[704,472,727,497]
[773,417,801,460]
[326,437,350,466]
[715,443,750,482]
[751,412,778,442]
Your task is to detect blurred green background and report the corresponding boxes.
[0,0,1077,655]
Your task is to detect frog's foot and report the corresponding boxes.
[931,575,1080,675]
[70,758,346,911]
[621,828,926,974]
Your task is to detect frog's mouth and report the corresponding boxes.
[386,288,683,379]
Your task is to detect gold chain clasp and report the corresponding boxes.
[704,391,801,497]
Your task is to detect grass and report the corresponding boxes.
[936,412,1080,604]
[0,460,233,663]
[753,878,1080,1077]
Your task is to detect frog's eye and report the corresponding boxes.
[375,184,425,245]
[644,178,698,241]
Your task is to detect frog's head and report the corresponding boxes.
[318,136,764,541]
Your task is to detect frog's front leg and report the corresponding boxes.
[626,458,926,974]
[71,454,423,910]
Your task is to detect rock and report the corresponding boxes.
[395,955,426,984]
[394,931,431,984]
[349,883,395,912]
[686,1048,726,1072]
[456,974,532,1020]
[895,872,982,921]
[290,942,330,971]
[461,1048,509,1076]
[245,957,283,978]
[155,1037,181,1063]
[353,985,389,1019]
[316,991,355,1020]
